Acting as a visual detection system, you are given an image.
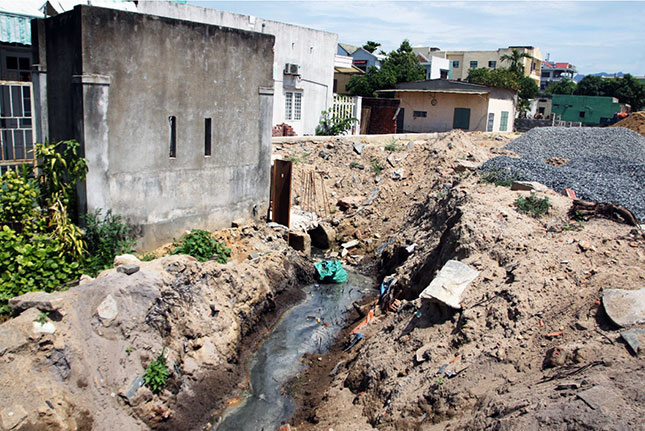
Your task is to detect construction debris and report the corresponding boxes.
[602,288,645,327]
[419,260,480,309]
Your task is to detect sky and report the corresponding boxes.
[186,0,645,76]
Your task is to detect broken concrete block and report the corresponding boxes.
[577,385,621,411]
[352,141,363,155]
[602,288,645,327]
[419,260,480,309]
[510,181,548,192]
[97,294,118,325]
[1,405,28,430]
[392,168,405,180]
[386,154,398,168]
[620,328,645,356]
[453,160,479,172]
[32,321,56,334]
[122,375,145,401]
[117,264,140,275]
[341,239,359,249]
[114,254,141,267]
[288,231,311,255]
[308,223,336,250]
[9,291,65,314]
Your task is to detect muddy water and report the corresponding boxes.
[213,272,374,431]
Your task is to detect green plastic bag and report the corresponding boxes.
[314,260,348,284]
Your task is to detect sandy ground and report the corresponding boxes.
[274,131,645,431]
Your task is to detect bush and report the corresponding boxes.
[172,229,230,263]
[384,139,402,152]
[143,348,169,393]
[82,209,135,277]
[315,110,357,136]
[515,192,551,217]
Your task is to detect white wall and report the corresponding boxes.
[427,56,450,80]
[136,1,338,136]
[487,88,516,131]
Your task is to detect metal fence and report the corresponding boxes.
[0,80,35,174]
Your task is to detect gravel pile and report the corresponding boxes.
[481,127,645,220]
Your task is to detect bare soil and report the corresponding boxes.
[274,131,645,431]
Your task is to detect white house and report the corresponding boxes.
[137,1,338,136]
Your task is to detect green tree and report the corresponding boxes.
[574,75,604,96]
[518,75,539,100]
[500,49,534,75]
[467,67,538,116]
[546,78,577,95]
[362,41,381,53]
[347,40,425,97]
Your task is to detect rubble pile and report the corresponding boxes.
[279,131,645,431]
[481,127,645,220]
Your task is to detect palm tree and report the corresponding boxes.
[500,49,534,75]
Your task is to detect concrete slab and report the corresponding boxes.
[577,385,621,411]
[620,328,645,356]
[420,260,480,309]
[602,288,645,327]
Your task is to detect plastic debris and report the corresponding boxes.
[419,260,480,309]
[344,333,363,352]
[314,260,348,283]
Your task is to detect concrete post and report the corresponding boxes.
[257,86,274,220]
[72,74,111,216]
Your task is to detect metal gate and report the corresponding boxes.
[0,81,35,174]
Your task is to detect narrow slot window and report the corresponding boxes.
[169,115,176,158]
[204,118,212,156]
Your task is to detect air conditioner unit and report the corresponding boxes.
[284,63,300,75]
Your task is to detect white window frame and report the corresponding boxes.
[285,90,302,121]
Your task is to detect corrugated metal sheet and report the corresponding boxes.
[0,13,33,45]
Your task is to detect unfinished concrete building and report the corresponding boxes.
[32,5,275,249]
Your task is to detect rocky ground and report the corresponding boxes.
[273,131,645,431]
[1,129,643,431]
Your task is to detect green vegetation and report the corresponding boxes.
[349,161,361,168]
[82,209,135,277]
[347,40,426,97]
[370,159,384,175]
[545,78,577,95]
[34,311,49,325]
[515,192,551,218]
[562,219,585,231]
[172,229,231,263]
[384,139,402,152]
[284,152,311,164]
[315,110,357,136]
[143,348,169,393]
[125,346,133,355]
[479,169,519,187]
[139,252,157,262]
[362,40,381,53]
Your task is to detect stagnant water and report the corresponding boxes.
[213,272,374,431]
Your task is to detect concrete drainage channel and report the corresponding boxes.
[212,272,374,430]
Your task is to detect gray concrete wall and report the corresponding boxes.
[38,6,275,249]
[136,2,337,136]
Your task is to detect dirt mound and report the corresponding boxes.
[280,132,645,431]
[0,225,312,431]
[612,111,645,136]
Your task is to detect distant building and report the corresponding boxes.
[333,54,363,95]
[337,43,384,71]
[551,94,629,125]
[540,61,576,92]
[377,79,516,133]
[412,47,451,80]
[431,46,543,85]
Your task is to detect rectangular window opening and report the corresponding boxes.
[452,60,459,68]
[285,92,293,120]
[413,110,427,118]
[204,118,212,156]
[169,115,176,158]
[488,60,496,69]
[469,61,478,69]
[294,92,302,120]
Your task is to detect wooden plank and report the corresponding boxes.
[271,159,292,228]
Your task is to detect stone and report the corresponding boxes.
[341,239,359,249]
[352,141,363,155]
[337,196,362,211]
[113,254,141,267]
[97,294,118,325]
[602,288,645,327]
[453,160,479,172]
[392,168,405,180]
[33,321,57,334]
[288,231,311,256]
[117,264,140,275]
[231,218,246,228]
[419,260,480,309]
[620,328,645,356]
[9,292,65,314]
[308,223,336,250]
[406,141,415,150]
[122,375,145,401]
[1,405,28,430]
[78,274,94,285]
[578,241,595,252]
[577,385,621,411]
[183,356,200,376]
[386,154,398,168]
[510,181,548,192]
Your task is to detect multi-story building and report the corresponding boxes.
[432,46,543,84]
[337,43,384,72]
[540,61,576,92]
[412,47,451,80]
